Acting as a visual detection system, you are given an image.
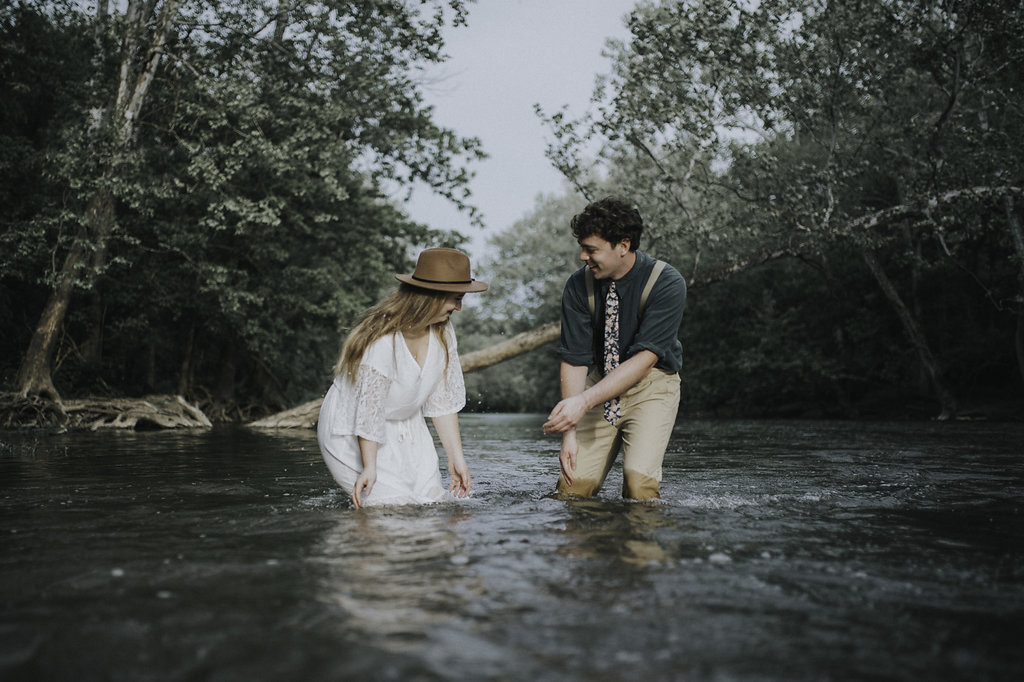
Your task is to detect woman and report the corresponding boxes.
[317,248,488,509]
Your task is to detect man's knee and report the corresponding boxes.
[557,475,602,498]
[622,469,661,500]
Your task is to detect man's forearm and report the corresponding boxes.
[560,361,589,399]
[577,350,658,411]
[545,352,658,434]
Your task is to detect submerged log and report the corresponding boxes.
[64,394,212,430]
[246,322,563,429]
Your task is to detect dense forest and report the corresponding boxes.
[464,0,1024,420]
[1,0,481,424]
[2,0,1023,426]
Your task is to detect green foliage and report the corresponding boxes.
[473,188,1021,417]
[519,0,1024,416]
[1,0,482,414]
[480,192,585,328]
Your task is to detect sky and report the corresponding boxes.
[403,0,639,260]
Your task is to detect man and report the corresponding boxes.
[543,196,687,499]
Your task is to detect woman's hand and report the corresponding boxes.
[352,464,376,509]
[448,457,472,498]
[432,414,471,498]
[353,437,380,510]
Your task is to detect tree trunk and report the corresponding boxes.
[15,0,182,401]
[14,189,113,401]
[80,242,110,367]
[460,322,560,373]
[145,338,157,391]
[862,248,958,418]
[177,322,196,397]
[902,224,930,394]
[274,1,289,42]
[1004,195,1024,386]
[214,340,238,405]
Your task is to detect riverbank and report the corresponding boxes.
[3,389,1021,432]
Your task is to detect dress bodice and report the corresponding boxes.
[320,323,466,444]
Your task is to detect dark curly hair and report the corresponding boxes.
[570,196,643,252]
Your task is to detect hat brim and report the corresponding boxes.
[395,274,488,293]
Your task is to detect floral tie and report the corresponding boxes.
[603,281,621,424]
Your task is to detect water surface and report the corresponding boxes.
[2,416,1022,680]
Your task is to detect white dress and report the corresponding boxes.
[316,323,466,506]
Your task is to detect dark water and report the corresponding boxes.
[1,416,1022,681]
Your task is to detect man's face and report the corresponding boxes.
[578,234,630,280]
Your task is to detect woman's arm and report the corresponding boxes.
[353,437,379,509]
[431,413,471,497]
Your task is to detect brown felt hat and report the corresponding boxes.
[395,248,488,293]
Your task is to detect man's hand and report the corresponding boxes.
[542,394,589,433]
[559,429,579,485]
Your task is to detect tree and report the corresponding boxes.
[4,0,482,407]
[537,0,1024,416]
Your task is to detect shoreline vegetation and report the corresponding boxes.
[3,3,1023,430]
[2,390,1020,433]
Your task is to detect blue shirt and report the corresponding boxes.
[558,251,686,373]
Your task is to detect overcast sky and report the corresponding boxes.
[403,0,638,260]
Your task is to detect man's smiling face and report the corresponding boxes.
[578,234,631,280]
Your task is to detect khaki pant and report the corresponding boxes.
[556,368,681,499]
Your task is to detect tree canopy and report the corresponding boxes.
[1,0,483,418]
[504,0,1024,418]
[3,0,1022,423]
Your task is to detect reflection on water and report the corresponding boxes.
[1,416,1023,681]
[314,508,480,645]
[558,500,681,566]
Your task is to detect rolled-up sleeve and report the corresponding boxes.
[557,270,595,367]
[626,266,686,365]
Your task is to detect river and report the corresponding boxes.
[2,415,1022,681]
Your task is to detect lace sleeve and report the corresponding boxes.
[423,340,466,417]
[353,364,390,443]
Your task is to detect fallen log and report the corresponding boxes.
[246,321,562,429]
[64,394,212,430]
[460,321,560,372]
[247,398,323,430]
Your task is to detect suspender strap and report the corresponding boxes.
[585,267,596,320]
[585,260,667,366]
[640,260,667,314]
[585,260,666,324]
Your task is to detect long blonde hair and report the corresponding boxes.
[334,284,453,380]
